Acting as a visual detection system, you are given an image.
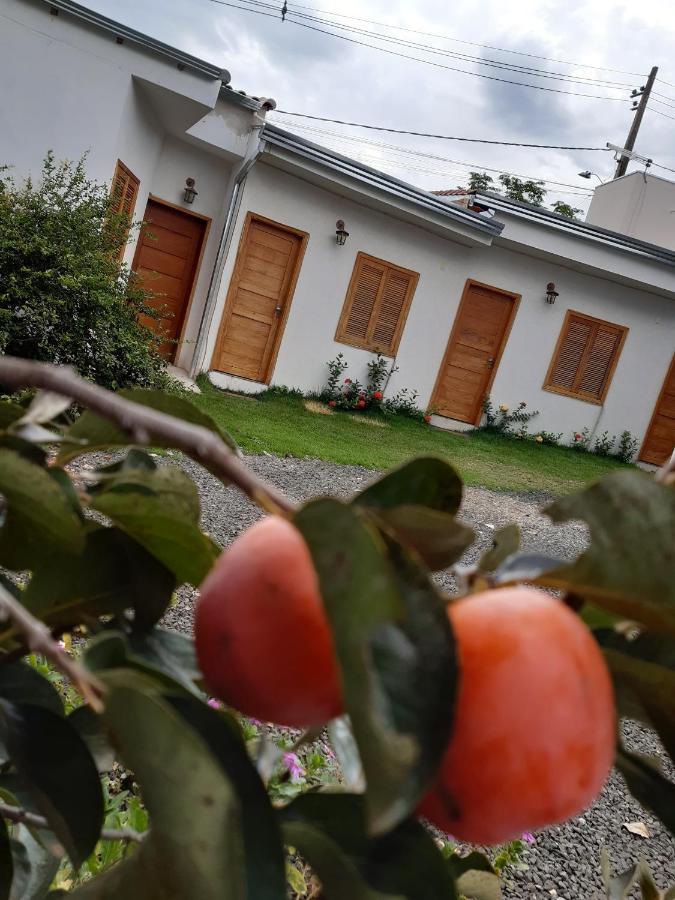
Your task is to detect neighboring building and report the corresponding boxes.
[1,0,674,466]
[586,171,675,251]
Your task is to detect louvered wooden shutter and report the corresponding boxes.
[545,311,627,403]
[110,161,140,261]
[342,257,386,344]
[336,253,418,355]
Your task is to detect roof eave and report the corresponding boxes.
[474,191,675,269]
[41,0,229,81]
[261,125,503,238]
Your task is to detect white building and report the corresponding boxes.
[1,0,674,466]
[586,171,675,251]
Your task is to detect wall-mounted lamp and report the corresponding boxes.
[335,219,349,246]
[183,177,198,204]
[545,282,559,305]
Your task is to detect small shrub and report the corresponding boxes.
[615,430,639,463]
[323,353,348,400]
[593,431,616,457]
[321,353,420,416]
[481,397,539,436]
[382,387,424,420]
[0,153,167,390]
[533,431,563,446]
[571,428,591,451]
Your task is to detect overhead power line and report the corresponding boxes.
[208,0,632,102]
[651,107,675,122]
[276,120,594,195]
[271,111,614,150]
[284,1,646,78]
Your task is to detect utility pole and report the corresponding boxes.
[614,65,658,178]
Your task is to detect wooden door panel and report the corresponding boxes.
[213,215,307,383]
[431,281,519,424]
[132,200,207,361]
[640,355,675,465]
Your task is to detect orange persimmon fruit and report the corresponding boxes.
[195,515,343,728]
[418,586,615,844]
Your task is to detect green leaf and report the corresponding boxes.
[68,706,115,773]
[0,662,63,717]
[90,466,219,586]
[68,672,246,899]
[539,471,675,634]
[600,847,639,900]
[0,817,11,900]
[0,701,103,867]
[16,391,70,426]
[57,388,238,464]
[370,506,474,571]
[478,525,520,572]
[167,695,287,900]
[0,449,84,570]
[128,628,202,691]
[280,794,459,899]
[9,825,60,900]
[286,862,307,897]
[491,553,563,585]
[353,457,462,516]
[454,870,502,900]
[295,499,458,835]
[0,436,47,468]
[617,747,675,836]
[20,526,176,634]
[0,402,25,431]
[84,631,200,698]
[594,629,675,762]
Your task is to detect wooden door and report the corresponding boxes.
[212,213,308,382]
[640,354,675,465]
[133,199,208,361]
[431,280,520,424]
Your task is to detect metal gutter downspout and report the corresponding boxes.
[189,104,272,378]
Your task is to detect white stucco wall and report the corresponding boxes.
[207,160,675,449]
[586,172,675,252]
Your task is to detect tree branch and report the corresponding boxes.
[0,801,144,843]
[0,356,295,515]
[656,448,675,485]
[0,583,105,713]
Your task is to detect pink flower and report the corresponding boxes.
[522,832,535,844]
[283,752,305,783]
[207,698,222,710]
[344,378,352,384]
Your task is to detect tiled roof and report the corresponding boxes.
[433,188,469,196]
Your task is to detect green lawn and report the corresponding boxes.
[192,379,628,495]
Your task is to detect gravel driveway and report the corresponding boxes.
[162,452,675,899]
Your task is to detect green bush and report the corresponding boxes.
[0,153,167,390]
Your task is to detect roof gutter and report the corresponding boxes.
[42,0,229,81]
[474,192,675,269]
[262,124,503,237]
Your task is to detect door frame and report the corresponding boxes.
[638,352,675,465]
[429,278,521,425]
[211,211,310,383]
[132,194,211,363]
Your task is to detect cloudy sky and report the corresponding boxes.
[84,0,675,212]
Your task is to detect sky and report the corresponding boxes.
[83,0,675,212]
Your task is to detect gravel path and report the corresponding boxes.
[161,452,675,900]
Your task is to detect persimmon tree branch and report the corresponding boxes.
[0,356,295,515]
[0,801,144,843]
[656,448,675,485]
[0,584,105,712]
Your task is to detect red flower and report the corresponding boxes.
[357,399,366,409]
[344,378,352,385]
[574,432,582,440]
[424,415,432,424]
[328,400,336,408]
[373,391,383,400]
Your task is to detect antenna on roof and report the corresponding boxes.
[606,143,653,172]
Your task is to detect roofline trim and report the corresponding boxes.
[41,0,229,81]
[474,191,675,269]
[261,124,503,237]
